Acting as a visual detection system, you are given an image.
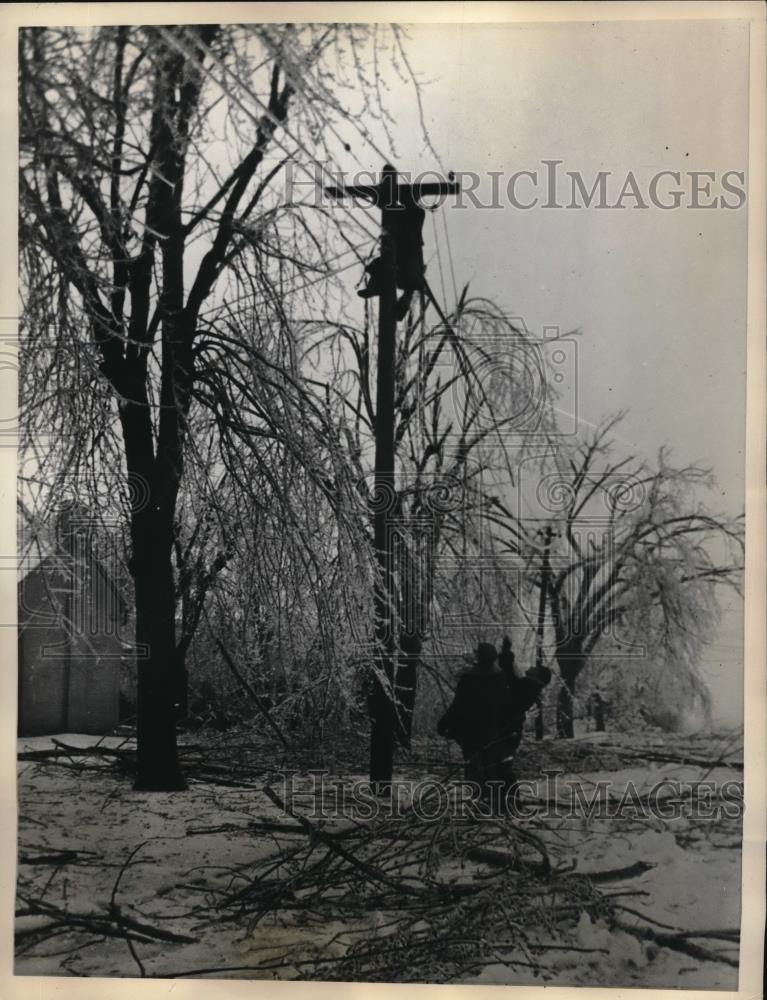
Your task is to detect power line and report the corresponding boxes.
[430,209,448,314]
[442,205,459,308]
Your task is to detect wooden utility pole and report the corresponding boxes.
[534,525,553,739]
[370,164,398,792]
[326,164,459,791]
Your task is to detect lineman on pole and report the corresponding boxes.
[325,164,460,790]
[325,165,458,320]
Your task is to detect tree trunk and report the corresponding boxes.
[369,662,395,793]
[593,693,605,732]
[556,661,580,739]
[394,631,420,749]
[133,550,186,790]
[173,651,189,721]
[556,681,574,739]
[534,525,553,741]
[130,463,186,790]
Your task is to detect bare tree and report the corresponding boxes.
[492,415,744,736]
[300,287,556,765]
[19,23,426,788]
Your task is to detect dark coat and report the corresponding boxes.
[437,665,550,757]
[389,193,426,292]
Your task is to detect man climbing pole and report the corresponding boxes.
[325,164,461,792]
[358,183,427,319]
[326,165,457,321]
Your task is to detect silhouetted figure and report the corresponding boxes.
[498,634,551,754]
[437,637,551,811]
[437,641,512,809]
[358,188,427,319]
[326,165,458,322]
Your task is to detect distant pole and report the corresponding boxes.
[534,525,553,740]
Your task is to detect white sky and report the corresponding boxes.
[337,18,749,724]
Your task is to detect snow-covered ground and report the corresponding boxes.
[14,730,743,985]
[466,757,742,987]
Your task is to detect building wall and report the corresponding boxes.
[18,558,122,736]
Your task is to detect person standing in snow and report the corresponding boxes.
[498,634,552,753]
[436,636,551,810]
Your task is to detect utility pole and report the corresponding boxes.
[326,164,459,792]
[534,525,553,739]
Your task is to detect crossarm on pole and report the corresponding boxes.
[324,181,460,206]
[324,184,381,203]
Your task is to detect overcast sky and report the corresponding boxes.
[338,18,749,724]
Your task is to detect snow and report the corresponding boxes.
[14,730,742,986]
[461,738,742,988]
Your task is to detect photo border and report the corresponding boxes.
[1,4,763,1000]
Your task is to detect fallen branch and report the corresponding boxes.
[465,835,550,877]
[19,849,97,866]
[603,744,743,772]
[18,745,133,762]
[16,896,197,947]
[583,861,656,883]
[615,918,739,968]
[263,785,423,896]
[108,903,198,944]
